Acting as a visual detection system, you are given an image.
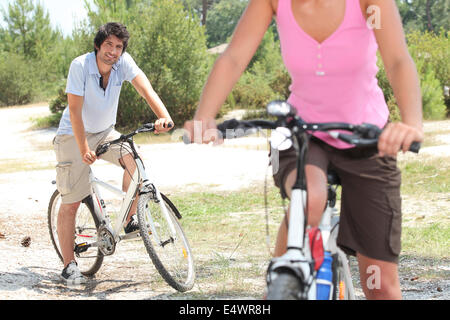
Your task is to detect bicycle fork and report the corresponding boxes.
[138,160,178,245]
[267,188,316,299]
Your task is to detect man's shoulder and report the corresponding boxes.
[71,52,95,68]
[118,52,137,67]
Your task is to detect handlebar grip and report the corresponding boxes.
[143,123,155,130]
[217,119,240,133]
[409,141,421,153]
[182,133,192,144]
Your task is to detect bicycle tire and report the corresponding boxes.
[266,269,306,300]
[48,189,104,276]
[331,251,355,300]
[137,192,195,292]
[332,254,342,300]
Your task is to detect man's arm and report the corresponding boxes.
[131,73,173,132]
[68,93,97,165]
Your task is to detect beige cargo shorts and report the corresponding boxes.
[53,126,130,204]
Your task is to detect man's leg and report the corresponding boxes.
[120,153,138,224]
[57,202,81,267]
[357,252,402,300]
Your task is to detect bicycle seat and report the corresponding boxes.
[327,169,341,186]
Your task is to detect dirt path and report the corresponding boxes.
[0,105,448,300]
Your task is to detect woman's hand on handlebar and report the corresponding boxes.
[378,122,424,157]
[154,118,174,134]
[183,117,223,145]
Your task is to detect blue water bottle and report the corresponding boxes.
[316,251,333,300]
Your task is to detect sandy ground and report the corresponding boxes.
[0,105,448,300]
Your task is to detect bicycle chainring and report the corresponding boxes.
[98,226,116,256]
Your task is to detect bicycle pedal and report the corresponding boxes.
[74,242,90,254]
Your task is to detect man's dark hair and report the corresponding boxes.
[94,22,130,54]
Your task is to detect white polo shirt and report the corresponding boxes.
[56,51,143,135]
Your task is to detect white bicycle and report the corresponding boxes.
[48,123,195,292]
[216,100,420,300]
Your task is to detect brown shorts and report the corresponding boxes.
[53,126,131,204]
[272,137,402,263]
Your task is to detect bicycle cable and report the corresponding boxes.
[264,130,290,257]
[119,141,138,184]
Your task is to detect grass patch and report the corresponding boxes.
[171,186,283,218]
[0,159,55,174]
[30,113,61,129]
[398,156,450,195]
[133,131,177,145]
[402,223,450,258]
[422,130,450,147]
[165,186,284,296]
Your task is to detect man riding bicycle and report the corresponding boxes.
[53,22,173,284]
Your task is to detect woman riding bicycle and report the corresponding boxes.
[184,0,423,299]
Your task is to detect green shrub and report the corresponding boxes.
[407,30,449,93]
[49,83,67,114]
[233,67,279,110]
[231,27,291,112]
[386,97,402,122]
[407,30,449,112]
[0,53,35,106]
[418,60,447,120]
[116,0,210,128]
[377,30,448,121]
[205,0,248,48]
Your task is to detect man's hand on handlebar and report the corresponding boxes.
[378,122,424,157]
[82,149,97,165]
[154,118,174,134]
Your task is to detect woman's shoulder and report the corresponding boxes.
[248,0,277,14]
[271,0,278,13]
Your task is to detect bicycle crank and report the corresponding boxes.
[98,226,116,256]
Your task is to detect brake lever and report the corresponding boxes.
[95,142,111,157]
[335,133,378,147]
[356,123,382,139]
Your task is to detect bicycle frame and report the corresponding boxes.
[85,152,178,252]
[268,130,355,299]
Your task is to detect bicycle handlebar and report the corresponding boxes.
[95,122,172,157]
[216,118,421,153]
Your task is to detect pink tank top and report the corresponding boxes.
[276,0,389,148]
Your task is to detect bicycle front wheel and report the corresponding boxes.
[137,191,195,292]
[266,269,305,300]
[48,190,104,276]
[332,251,355,300]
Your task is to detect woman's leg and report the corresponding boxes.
[273,164,328,257]
[357,252,402,300]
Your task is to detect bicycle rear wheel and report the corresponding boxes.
[48,190,104,276]
[137,191,195,292]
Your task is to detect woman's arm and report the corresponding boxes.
[366,0,424,156]
[185,0,275,143]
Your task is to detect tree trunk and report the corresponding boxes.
[202,0,208,25]
[426,0,434,32]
